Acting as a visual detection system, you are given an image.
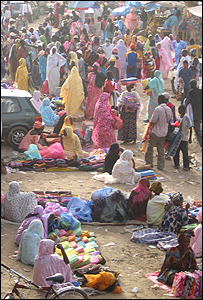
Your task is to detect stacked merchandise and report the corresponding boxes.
[78,148,108,171]
[171,270,202,298]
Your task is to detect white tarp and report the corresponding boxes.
[187,5,202,18]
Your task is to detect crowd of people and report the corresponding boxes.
[1,0,202,292]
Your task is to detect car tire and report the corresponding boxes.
[39,6,45,15]
[7,126,28,148]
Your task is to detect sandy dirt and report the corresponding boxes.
[1,13,202,300]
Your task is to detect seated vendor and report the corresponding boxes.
[159,192,190,234]
[59,115,86,145]
[157,229,199,286]
[103,143,123,175]
[61,126,89,159]
[125,178,151,221]
[18,121,47,152]
[146,182,170,227]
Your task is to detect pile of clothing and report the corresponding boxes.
[8,158,80,172]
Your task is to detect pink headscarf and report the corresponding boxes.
[33,239,72,287]
[93,62,100,69]
[58,110,67,118]
[63,41,70,51]
[30,91,42,110]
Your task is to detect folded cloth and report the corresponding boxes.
[44,158,55,165]
[55,159,67,164]
[131,228,178,247]
[34,159,45,164]
[22,167,34,171]
[56,164,69,168]
[23,159,37,167]
[9,162,23,169]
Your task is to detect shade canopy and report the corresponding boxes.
[68,1,100,10]
[187,5,202,18]
[112,1,161,17]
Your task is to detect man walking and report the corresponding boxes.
[145,95,173,170]
[22,1,33,23]
[185,79,202,147]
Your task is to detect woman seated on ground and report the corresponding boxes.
[190,210,202,258]
[1,181,37,223]
[146,182,170,227]
[125,178,151,221]
[159,192,190,234]
[103,143,123,175]
[53,110,67,134]
[33,239,73,287]
[16,205,47,246]
[16,219,44,266]
[93,150,141,185]
[39,98,59,126]
[59,115,86,145]
[61,126,89,159]
[157,229,199,286]
[18,121,47,152]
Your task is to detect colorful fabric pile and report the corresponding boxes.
[171,270,202,298]
[136,169,157,180]
[8,158,80,172]
[78,148,108,171]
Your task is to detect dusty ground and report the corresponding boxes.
[1,13,202,300]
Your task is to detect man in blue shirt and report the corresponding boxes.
[173,35,187,69]
[167,14,179,38]
[179,60,194,104]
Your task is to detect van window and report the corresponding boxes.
[1,98,21,113]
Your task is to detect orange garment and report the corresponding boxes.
[124,33,132,48]
[83,271,120,292]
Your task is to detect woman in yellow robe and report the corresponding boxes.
[61,126,89,159]
[15,58,28,91]
[60,66,84,118]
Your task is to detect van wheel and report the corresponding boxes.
[7,126,28,147]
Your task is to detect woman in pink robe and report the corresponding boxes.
[160,36,174,67]
[92,92,116,149]
[85,62,103,119]
[125,9,138,32]
[157,42,173,79]
[33,239,72,287]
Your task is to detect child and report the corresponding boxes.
[173,105,192,171]
[176,77,185,101]
[178,60,194,104]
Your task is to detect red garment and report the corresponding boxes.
[167,102,174,110]
[104,80,114,93]
[129,178,151,221]
[101,20,108,31]
[18,130,46,152]
[155,54,160,70]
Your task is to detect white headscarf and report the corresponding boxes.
[46,46,66,78]
[112,150,141,185]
